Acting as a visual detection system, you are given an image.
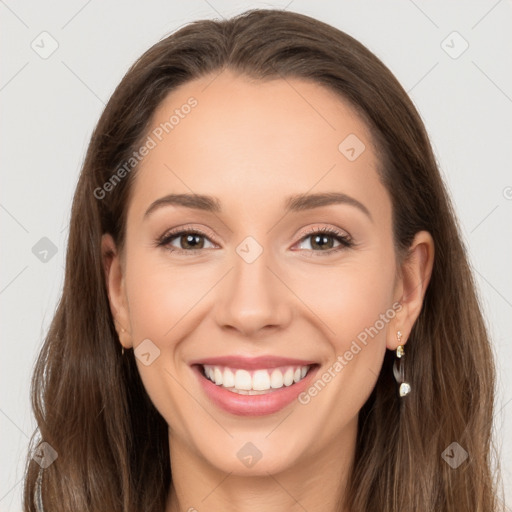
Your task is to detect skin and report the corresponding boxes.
[102,70,434,512]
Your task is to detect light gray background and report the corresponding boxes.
[1,1,511,510]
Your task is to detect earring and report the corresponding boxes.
[393,331,411,397]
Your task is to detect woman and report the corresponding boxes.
[23,8,504,512]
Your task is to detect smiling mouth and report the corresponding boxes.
[199,364,314,395]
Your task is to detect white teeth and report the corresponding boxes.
[223,367,235,388]
[283,368,294,386]
[270,368,283,389]
[253,370,270,391]
[234,369,252,390]
[202,364,312,393]
[214,367,223,385]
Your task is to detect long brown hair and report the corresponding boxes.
[23,9,504,512]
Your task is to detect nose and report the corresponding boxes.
[214,244,292,338]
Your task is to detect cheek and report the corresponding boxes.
[297,292,393,439]
[124,250,215,342]
[122,250,213,436]
[290,255,396,346]
[289,255,396,412]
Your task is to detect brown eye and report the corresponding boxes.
[158,230,216,253]
[295,228,353,255]
[175,232,206,250]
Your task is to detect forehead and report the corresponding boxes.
[127,70,389,224]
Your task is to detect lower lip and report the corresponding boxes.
[192,364,319,416]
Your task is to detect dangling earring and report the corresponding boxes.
[393,331,411,397]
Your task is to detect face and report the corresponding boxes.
[104,70,407,477]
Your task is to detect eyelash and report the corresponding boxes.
[156,225,354,257]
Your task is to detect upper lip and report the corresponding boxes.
[189,355,318,370]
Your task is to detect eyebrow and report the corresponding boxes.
[143,192,372,221]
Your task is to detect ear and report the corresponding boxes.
[101,233,133,349]
[387,230,435,351]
